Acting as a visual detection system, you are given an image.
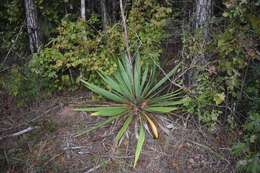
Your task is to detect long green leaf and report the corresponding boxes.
[74,106,127,116]
[147,63,181,96]
[81,79,125,103]
[98,73,135,102]
[145,106,177,113]
[74,106,125,112]
[134,124,145,168]
[140,65,149,94]
[92,108,127,116]
[148,83,169,99]
[118,59,133,94]
[115,115,133,146]
[74,115,119,137]
[149,90,182,104]
[99,73,123,94]
[134,54,141,99]
[114,72,136,102]
[142,66,156,97]
[150,98,186,107]
[123,55,133,80]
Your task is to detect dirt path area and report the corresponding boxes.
[0,92,236,173]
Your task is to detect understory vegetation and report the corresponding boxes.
[182,1,260,171]
[0,0,259,172]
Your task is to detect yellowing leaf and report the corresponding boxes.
[55,60,63,68]
[214,93,225,105]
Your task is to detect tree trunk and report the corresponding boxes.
[195,0,212,40]
[194,0,212,65]
[186,0,212,87]
[81,0,86,21]
[24,0,41,53]
[100,0,108,30]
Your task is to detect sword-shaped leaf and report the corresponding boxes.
[149,89,182,104]
[74,106,124,112]
[91,108,127,116]
[118,59,133,94]
[74,106,127,116]
[115,115,133,146]
[142,66,156,97]
[81,79,125,103]
[134,53,141,99]
[140,65,149,94]
[134,124,145,168]
[74,115,120,137]
[145,107,177,113]
[147,63,180,96]
[150,98,186,107]
[99,72,122,94]
[114,71,134,101]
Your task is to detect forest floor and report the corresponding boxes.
[0,91,238,173]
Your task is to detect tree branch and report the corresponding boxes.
[119,0,132,64]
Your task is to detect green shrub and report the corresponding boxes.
[30,0,171,90]
[182,0,260,129]
[183,73,225,130]
[232,112,260,173]
[128,0,171,62]
[0,0,27,57]
[181,30,226,130]
[30,18,120,90]
[181,1,260,172]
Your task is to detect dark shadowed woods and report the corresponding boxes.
[0,0,259,172]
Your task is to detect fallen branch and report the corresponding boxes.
[0,126,39,141]
[11,126,34,136]
[0,103,59,134]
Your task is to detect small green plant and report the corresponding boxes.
[232,112,260,173]
[74,54,184,167]
[182,73,225,130]
[0,66,46,106]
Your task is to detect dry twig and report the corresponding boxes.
[0,126,39,141]
[119,0,132,63]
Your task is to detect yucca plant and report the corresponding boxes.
[74,55,184,167]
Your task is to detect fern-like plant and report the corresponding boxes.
[75,55,184,167]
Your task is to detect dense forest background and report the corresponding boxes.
[0,0,260,172]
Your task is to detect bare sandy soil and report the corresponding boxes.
[0,92,237,173]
